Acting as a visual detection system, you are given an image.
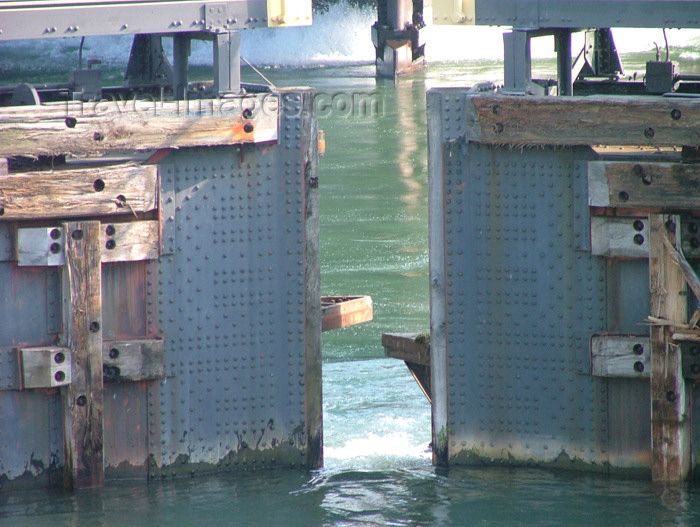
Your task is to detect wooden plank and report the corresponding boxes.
[382,333,430,366]
[590,335,650,378]
[590,216,649,258]
[648,214,690,481]
[589,161,700,209]
[102,339,164,382]
[0,95,279,157]
[100,221,159,263]
[0,163,157,220]
[18,346,72,389]
[61,220,104,489]
[321,295,373,332]
[466,94,700,147]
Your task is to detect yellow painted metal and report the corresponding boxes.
[431,0,476,24]
[267,0,312,27]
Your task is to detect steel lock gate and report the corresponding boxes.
[0,89,322,489]
[427,89,700,480]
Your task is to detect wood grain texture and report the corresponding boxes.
[102,339,164,382]
[590,216,649,258]
[0,95,279,157]
[590,335,650,378]
[100,220,159,263]
[588,161,700,209]
[62,221,104,489]
[648,214,690,481]
[466,94,700,146]
[0,163,157,219]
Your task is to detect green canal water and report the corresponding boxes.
[5,13,700,525]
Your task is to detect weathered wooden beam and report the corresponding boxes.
[466,94,700,146]
[648,214,690,482]
[590,216,649,258]
[0,95,279,157]
[100,221,159,263]
[321,295,373,332]
[61,221,104,489]
[590,335,650,378]
[102,339,164,382]
[0,163,157,220]
[382,333,430,366]
[17,346,72,389]
[589,161,700,209]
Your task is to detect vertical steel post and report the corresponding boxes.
[213,31,241,95]
[555,29,573,96]
[503,30,532,93]
[173,33,190,100]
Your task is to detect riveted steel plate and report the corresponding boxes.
[428,88,656,473]
[153,91,317,474]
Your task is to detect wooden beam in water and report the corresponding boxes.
[648,214,690,482]
[0,163,157,220]
[61,221,104,490]
[466,94,700,147]
[321,295,373,332]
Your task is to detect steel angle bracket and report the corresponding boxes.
[267,0,312,27]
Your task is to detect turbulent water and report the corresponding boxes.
[4,4,700,525]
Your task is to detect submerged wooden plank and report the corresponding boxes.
[102,339,164,382]
[466,94,700,146]
[0,96,279,156]
[590,216,649,258]
[0,163,157,220]
[321,295,373,332]
[588,161,700,209]
[648,214,690,481]
[590,335,650,378]
[62,221,104,489]
[100,221,159,263]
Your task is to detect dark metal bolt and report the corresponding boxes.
[492,104,501,115]
[242,108,253,119]
[243,123,254,133]
[618,191,629,202]
[54,371,66,382]
[666,390,677,402]
[644,127,655,139]
[93,179,105,192]
[109,348,119,359]
[76,395,87,406]
[93,131,105,141]
[65,117,77,128]
[633,220,645,232]
[71,229,83,240]
[671,108,682,121]
[54,352,65,364]
[50,242,61,254]
[89,321,100,333]
[633,234,645,245]
[50,228,61,240]
[105,240,116,250]
[633,361,645,373]
[105,225,116,236]
[493,122,504,134]
[633,343,644,355]
[665,220,676,233]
